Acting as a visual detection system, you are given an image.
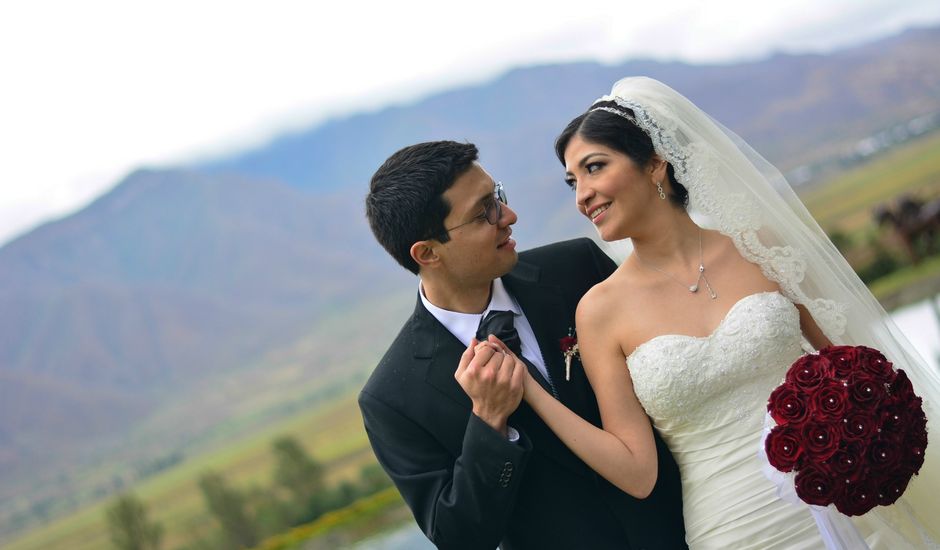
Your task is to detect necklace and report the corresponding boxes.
[634,229,718,299]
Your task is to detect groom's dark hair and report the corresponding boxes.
[555,101,689,208]
[366,140,479,274]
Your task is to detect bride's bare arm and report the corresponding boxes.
[796,304,831,350]
[514,293,658,499]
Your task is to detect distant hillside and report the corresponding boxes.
[0,169,404,535]
[2,25,939,541]
[201,26,940,191]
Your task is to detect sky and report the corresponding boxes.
[1,0,938,247]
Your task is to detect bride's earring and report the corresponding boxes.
[656,181,667,200]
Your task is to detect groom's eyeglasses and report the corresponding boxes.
[444,181,507,232]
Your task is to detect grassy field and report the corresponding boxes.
[798,130,940,300]
[800,131,940,237]
[8,130,940,550]
[5,393,375,550]
[255,487,412,550]
[871,254,940,309]
[2,288,415,550]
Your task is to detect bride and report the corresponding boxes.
[508,77,940,548]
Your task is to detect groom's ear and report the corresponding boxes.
[410,240,440,270]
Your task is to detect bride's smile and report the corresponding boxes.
[588,202,610,222]
[564,136,669,241]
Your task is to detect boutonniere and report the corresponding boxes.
[559,328,579,381]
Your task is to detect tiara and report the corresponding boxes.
[588,105,636,123]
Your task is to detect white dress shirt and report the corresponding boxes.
[420,277,554,442]
[419,277,550,381]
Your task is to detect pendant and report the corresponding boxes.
[689,284,698,292]
[702,276,718,299]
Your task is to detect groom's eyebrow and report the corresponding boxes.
[461,184,496,216]
[476,181,498,204]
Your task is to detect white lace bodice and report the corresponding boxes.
[625,291,929,549]
[627,291,801,430]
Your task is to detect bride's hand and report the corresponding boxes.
[485,335,541,401]
[520,368,541,402]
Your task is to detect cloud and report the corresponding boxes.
[0,0,938,246]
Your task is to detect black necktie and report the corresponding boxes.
[476,310,555,396]
[476,310,522,355]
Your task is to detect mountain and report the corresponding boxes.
[200,26,940,191]
[0,169,405,534]
[0,169,395,388]
[2,25,939,539]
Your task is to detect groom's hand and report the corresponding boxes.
[455,338,525,436]
[487,335,541,400]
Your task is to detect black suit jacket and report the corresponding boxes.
[359,238,686,550]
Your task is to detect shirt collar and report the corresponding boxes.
[419,278,521,347]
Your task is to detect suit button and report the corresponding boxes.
[498,461,514,487]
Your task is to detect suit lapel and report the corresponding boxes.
[411,297,472,411]
[503,261,576,404]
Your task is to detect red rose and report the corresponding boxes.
[879,403,908,437]
[877,474,911,506]
[809,380,848,421]
[785,354,832,390]
[768,384,809,426]
[559,335,577,352]
[765,425,804,472]
[889,369,915,401]
[829,443,867,483]
[909,408,928,445]
[819,346,858,379]
[855,346,895,382]
[842,410,876,442]
[847,372,886,409]
[795,465,841,506]
[802,421,840,460]
[835,479,878,516]
[906,414,928,474]
[907,445,927,474]
[868,439,903,470]
[854,346,882,356]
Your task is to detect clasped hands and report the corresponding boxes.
[455,335,537,436]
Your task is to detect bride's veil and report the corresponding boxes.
[595,77,939,545]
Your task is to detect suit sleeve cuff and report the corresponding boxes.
[465,413,530,455]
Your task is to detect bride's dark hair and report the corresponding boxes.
[555,100,689,208]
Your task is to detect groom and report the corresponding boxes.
[360,140,686,549]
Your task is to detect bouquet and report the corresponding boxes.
[764,345,928,516]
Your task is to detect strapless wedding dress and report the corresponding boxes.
[627,291,933,549]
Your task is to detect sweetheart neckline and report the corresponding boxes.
[626,291,791,362]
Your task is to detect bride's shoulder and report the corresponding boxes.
[577,269,640,326]
[706,228,781,289]
[706,229,738,254]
